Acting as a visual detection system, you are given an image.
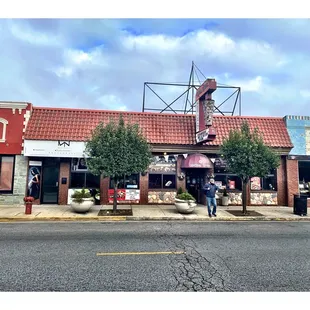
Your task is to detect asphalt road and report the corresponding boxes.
[0,221,310,292]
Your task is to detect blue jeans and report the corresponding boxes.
[206,197,217,215]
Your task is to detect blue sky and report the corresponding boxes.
[0,18,309,116]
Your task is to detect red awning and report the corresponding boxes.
[181,153,213,169]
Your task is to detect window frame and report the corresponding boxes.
[214,173,243,191]
[0,155,15,194]
[148,173,177,190]
[70,171,100,189]
[251,169,278,191]
[109,174,140,190]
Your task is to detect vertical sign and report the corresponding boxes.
[203,99,215,126]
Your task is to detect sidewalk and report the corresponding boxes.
[0,204,308,222]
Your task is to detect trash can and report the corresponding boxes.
[293,194,307,216]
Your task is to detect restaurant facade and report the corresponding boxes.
[18,104,299,208]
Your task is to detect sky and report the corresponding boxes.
[0,18,309,117]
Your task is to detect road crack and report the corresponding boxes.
[156,227,232,292]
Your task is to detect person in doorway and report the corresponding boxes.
[203,178,219,218]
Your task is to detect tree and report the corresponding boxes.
[220,121,280,214]
[85,115,153,213]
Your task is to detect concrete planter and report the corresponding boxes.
[71,198,94,213]
[174,198,197,214]
[222,196,229,206]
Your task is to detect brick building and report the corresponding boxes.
[284,115,310,207]
[0,101,32,205]
[20,106,299,207]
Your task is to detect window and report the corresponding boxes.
[251,170,277,191]
[70,172,100,189]
[109,174,140,189]
[149,174,176,189]
[0,118,8,143]
[214,174,242,191]
[0,156,15,193]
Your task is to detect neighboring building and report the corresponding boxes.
[0,101,32,205]
[22,106,296,207]
[284,115,310,206]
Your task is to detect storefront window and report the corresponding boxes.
[251,170,277,191]
[149,174,176,189]
[214,174,242,191]
[109,174,140,189]
[70,158,100,189]
[70,172,100,189]
[299,161,310,196]
[0,156,14,193]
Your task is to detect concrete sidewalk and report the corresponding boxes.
[0,204,308,222]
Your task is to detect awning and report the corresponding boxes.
[181,153,213,169]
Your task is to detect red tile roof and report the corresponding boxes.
[24,107,293,149]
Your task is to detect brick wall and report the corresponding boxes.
[58,160,70,205]
[277,156,287,206]
[286,158,299,207]
[100,177,109,204]
[140,173,148,204]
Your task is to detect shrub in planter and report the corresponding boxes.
[71,188,94,213]
[221,188,229,206]
[174,192,196,214]
[177,187,184,195]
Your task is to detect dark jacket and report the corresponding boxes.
[203,183,218,198]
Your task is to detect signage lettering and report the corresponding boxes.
[196,101,200,132]
[203,100,215,126]
[58,141,70,147]
[196,128,210,143]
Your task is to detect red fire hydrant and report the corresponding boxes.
[24,196,34,215]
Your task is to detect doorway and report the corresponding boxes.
[41,158,60,204]
[185,169,207,204]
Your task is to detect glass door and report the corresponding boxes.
[41,158,60,204]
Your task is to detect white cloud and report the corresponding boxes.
[54,66,73,78]
[8,21,62,46]
[0,19,309,117]
[300,90,310,98]
[227,76,263,92]
[66,49,92,64]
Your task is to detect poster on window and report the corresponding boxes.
[215,181,223,189]
[228,180,235,189]
[71,158,88,171]
[108,189,140,203]
[251,177,261,190]
[27,162,42,200]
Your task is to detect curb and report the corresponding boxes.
[0,216,127,222]
[0,216,309,222]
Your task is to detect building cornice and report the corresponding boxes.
[151,144,292,156]
[0,102,29,110]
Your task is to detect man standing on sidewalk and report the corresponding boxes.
[203,178,219,218]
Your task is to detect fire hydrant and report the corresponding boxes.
[24,196,34,215]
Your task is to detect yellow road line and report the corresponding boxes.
[96,251,184,256]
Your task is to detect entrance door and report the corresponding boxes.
[185,169,206,204]
[41,158,60,204]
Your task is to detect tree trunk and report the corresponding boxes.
[242,179,248,214]
[113,178,118,214]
